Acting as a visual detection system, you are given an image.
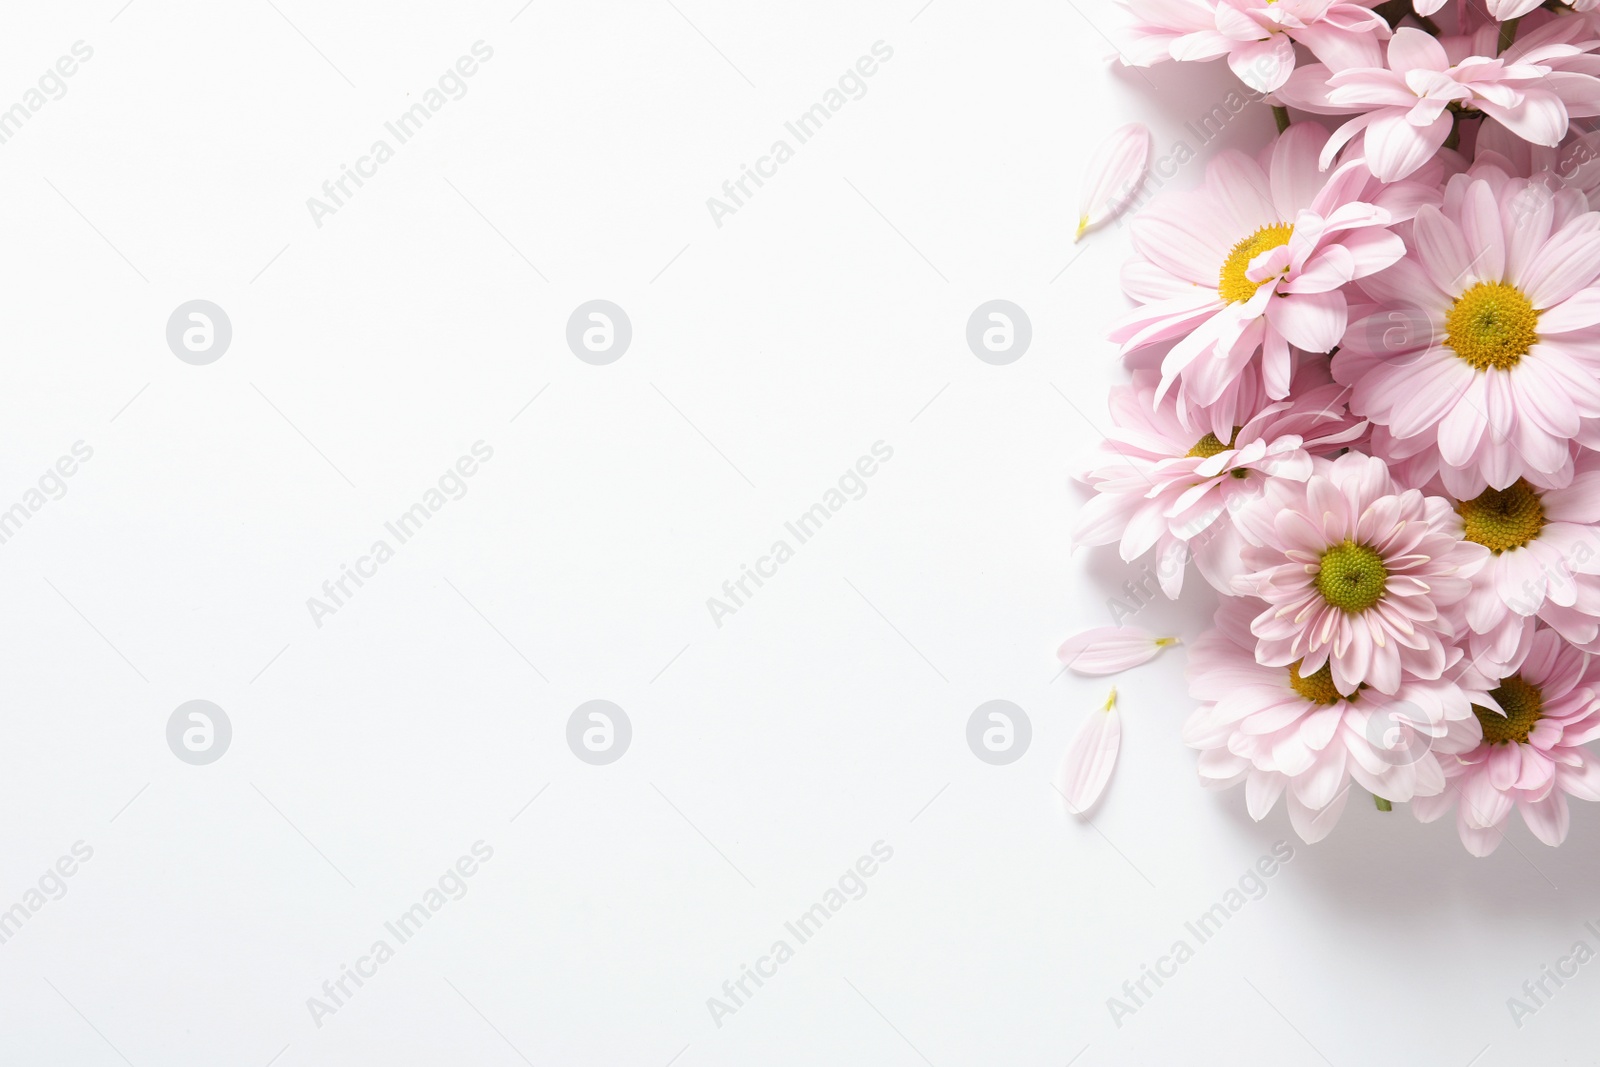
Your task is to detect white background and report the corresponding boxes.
[0,2,1597,1064]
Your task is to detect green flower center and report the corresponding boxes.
[1456,479,1545,553]
[1472,675,1544,745]
[1218,224,1293,304]
[1287,660,1359,705]
[1315,540,1389,613]
[1445,282,1539,371]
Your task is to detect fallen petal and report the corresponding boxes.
[1056,688,1122,815]
[1077,123,1151,240]
[1057,626,1178,675]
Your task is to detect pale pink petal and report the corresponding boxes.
[1545,470,1600,522]
[1457,816,1504,857]
[1056,690,1122,815]
[1057,627,1178,675]
[1229,35,1295,94]
[1536,289,1600,334]
[1077,123,1152,240]
[1489,0,1548,17]
[1411,789,1455,822]
[1267,290,1346,352]
[1520,792,1571,846]
[1287,786,1351,844]
[1457,180,1506,285]
[1505,184,1554,282]
[1521,218,1600,309]
[1478,92,1568,150]
[1386,27,1448,74]
[1412,203,1473,296]
[1170,30,1234,62]
[1362,111,1451,183]
[1437,377,1489,466]
[1558,749,1600,800]
[1205,150,1277,235]
[1270,124,1333,219]
[1245,770,1289,820]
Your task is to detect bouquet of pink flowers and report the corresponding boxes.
[1059,0,1600,856]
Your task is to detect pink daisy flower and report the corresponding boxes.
[1109,123,1411,407]
[1276,25,1600,181]
[1335,171,1600,497]
[1185,597,1489,843]
[1117,0,1389,93]
[1074,366,1363,598]
[1414,626,1600,855]
[1233,452,1482,695]
[1450,459,1600,664]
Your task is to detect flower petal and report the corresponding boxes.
[1520,792,1571,847]
[1076,123,1151,240]
[1057,627,1178,675]
[1056,690,1122,815]
[1362,110,1451,183]
[1287,785,1351,844]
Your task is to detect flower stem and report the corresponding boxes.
[1272,105,1291,134]
[1374,796,1393,812]
[1499,16,1521,54]
[1443,113,1461,151]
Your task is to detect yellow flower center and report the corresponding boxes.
[1186,427,1241,459]
[1315,540,1389,613]
[1456,479,1546,553]
[1218,223,1293,304]
[1287,659,1359,704]
[1472,675,1544,745]
[1444,282,1539,371]
[1186,428,1253,478]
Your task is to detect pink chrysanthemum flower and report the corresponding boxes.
[1449,459,1600,664]
[1233,452,1482,695]
[1277,25,1600,181]
[1414,627,1600,855]
[1110,123,1410,407]
[1073,366,1363,598]
[1185,597,1488,843]
[1117,0,1388,93]
[1335,171,1600,497]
